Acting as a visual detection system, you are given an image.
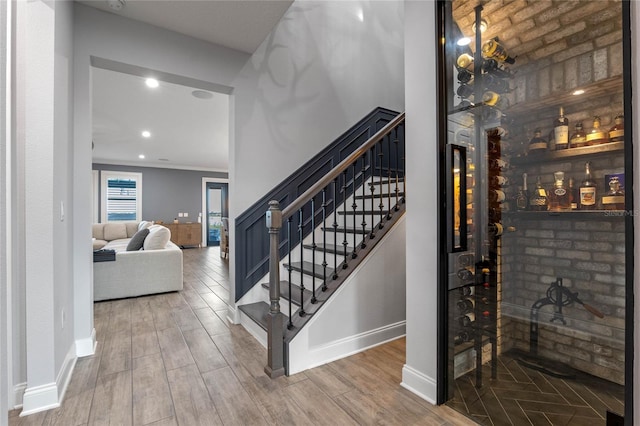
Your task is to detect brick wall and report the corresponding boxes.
[452,0,627,385]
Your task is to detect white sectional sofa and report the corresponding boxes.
[92,221,183,301]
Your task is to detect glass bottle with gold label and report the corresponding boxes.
[481,37,516,64]
[456,53,474,71]
[553,107,569,150]
[602,176,625,210]
[569,121,587,148]
[547,171,571,212]
[609,114,624,143]
[586,116,609,146]
[579,162,597,210]
[527,128,547,154]
[529,176,548,211]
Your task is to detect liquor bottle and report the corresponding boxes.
[456,53,474,71]
[456,83,474,99]
[553,107,569,150]
[457,298,474,312]
[528,128,548,154]
[602,176,625,210]
[568,178,579,210]
[569,121,587,148]
[579,162,597,210]
[548,171,571,212]
[459,285,474,297]
[481,37,516,64]
[529,176,548,211]
[515,186,528,211]
[609,114,624,143]
[586,116,609,146]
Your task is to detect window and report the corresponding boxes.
[100,171,142,222]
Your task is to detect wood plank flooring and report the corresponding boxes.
[9,247,474,426]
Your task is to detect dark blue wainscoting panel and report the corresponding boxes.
[234,107,402,302]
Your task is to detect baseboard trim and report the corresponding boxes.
[226,305,239,325]
[75,328,96,357]
[288,321,406,375]
[11,382,26,409]
[400,364,437,405]
[21,343,77,416]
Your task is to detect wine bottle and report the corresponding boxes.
[460,312,475,327]
[482,91,510,110]
[481,37,516,64]
[602,176,625,210]
[456,53,475,71]
[454,329,473,346]
[609,114,624,143]
[490,175,509,186]
[579,162,597,210]
[489,189,506,204]
[569,121,587,148]
[586,116,609,146]
[482,58,513,79]
[528,128,548,154]
[529,176,548,211]
[457,298,474,312]
[456,83,474,99]
[457,268,474,282]
[459,285,474,297]
[457,68,473,84]
[553,107,569,150]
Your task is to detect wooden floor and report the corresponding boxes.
[9,247,475,426]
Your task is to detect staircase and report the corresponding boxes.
[237,112,406,376]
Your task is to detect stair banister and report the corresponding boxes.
[264,112,405,377]
[280,112,405,219]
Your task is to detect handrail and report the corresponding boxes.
[281,112,406,219]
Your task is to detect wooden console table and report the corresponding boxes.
[164,223,201,248]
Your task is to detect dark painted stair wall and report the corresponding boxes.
[234,107,403,302]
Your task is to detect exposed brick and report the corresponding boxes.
[540,257,572,267]
[578,53,593,86]
[539,239,572,250]
[560,268,592,281]
[565,56,578,90]
[593,273,625,286]
[595,30,623,49]
[524,264,555,276]
[551,62,564,92]
[530,39,568,62]
[524,247,554,257]
[514,74,527,104]
[556,343,592,362]
[526,73,539,101]
[594,252,625,264]
[553,41,594,63]
[511,38,544,62]
[537,67,551,98]
[516,237,539,247]
[609,44,623,77]
[524,229,554,238]
[591,231,619,242]
[540,161,572,174]
[555,249,591,260]
[512,1,553,23]
[568,21,616,46]
[573,241,613,252]
[502,18,535,42]
[575,261,611,273]
[560,1,610,26]
[574,340,613,357]
[573,320,614,337]
[544,20,587,44]
[574,221,612,231]
[556,231,590,241]
[586,2,623,25]
[593,48,609,81]
[614,264,625,275]
[539,220,573,230]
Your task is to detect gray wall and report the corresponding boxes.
[93,163,227,224]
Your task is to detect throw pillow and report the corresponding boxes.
[126,228,150,251]
[138,220,152,231]
[143,225,171,250]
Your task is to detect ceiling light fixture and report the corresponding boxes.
[472,19,488,34]
[573,89,585,95]
[457,37,471,46]
[145,78,159,88]
[141,130,151,138]
[106,0,125,12]
[138,154,145,159]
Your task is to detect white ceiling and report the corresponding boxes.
[83,0,293,172]
[92,67,230,171]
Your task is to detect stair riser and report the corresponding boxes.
[276,269,328,290]
[258,286,301,320]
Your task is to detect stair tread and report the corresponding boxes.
[338,210,389,215]
[238,302,288,332]
[354,192,404,200]
[370,177,405,184]
[321,226,370,234]
[261,281,313,306]
[303,243,356,254]
[285,261,331,279]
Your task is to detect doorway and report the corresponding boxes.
[206,182,228,247]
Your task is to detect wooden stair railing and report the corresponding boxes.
[262,112,406,377]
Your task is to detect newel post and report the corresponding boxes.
[264,200,285,377]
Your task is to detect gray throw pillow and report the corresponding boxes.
[126,228,150,251]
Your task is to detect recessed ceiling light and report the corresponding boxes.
[145,78,159,88]
[191,90,213,99]
[138,154,145,159]
[572,89,585,95]
[141,130,151,138]
[158,158,170,162]
[457,37,471,46]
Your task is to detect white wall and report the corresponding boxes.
[72,3,251,348]
[15,0,76,415]
[231,0,404,308]
[401,0,439,403]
